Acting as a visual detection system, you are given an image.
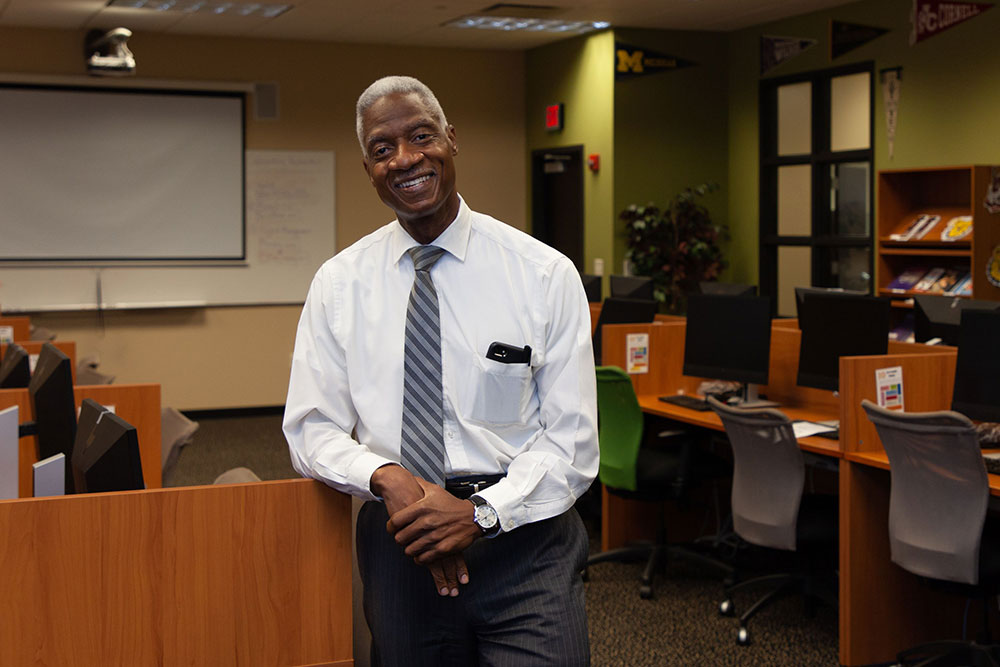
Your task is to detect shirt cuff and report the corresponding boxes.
[474,479,528,534]
[350,451,401,502]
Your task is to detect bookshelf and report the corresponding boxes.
[877,165,1000,305]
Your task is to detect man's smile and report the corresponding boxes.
[395,172,435,190]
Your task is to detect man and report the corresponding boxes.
[283,75,598,666]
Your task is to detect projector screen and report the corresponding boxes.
[0,85,245,262]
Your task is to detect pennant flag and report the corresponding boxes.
[831,20,890,58]
[760,35,817,75]
[881,67,902,160]
[615,42,697,81]
[910,0,994,44]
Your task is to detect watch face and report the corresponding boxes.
[474,503,498,529]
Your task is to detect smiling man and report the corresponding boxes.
[283,75,598,666]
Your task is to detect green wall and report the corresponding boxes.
[525,31,615,280]
[613,28,730,277]
[526,1,1000,289]
[727,0,1000,285]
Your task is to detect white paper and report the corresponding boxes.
[876,366,905,410]
[626,333,649,374]
[0,326,13,343]
[792,421,838,439]
[0,406,18,500]
[33,453,66,497]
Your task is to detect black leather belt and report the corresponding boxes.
[445,474,505,500]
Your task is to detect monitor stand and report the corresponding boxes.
[733,383,780,409]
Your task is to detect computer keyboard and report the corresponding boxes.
[814,429,839,440]
[984,453,1000,475]
[658,394,713,412]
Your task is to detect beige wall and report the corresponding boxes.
[0,27,525,410]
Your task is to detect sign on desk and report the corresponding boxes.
[627,333,649,374]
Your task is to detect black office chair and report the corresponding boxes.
[863,400,1000,666]
[709,396,838,646]
[585,366,732,599]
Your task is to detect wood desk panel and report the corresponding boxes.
[0,316,30,342]
[0,479,353,667]
[839,352,957,455]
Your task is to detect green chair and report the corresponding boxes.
[586,366,732,599]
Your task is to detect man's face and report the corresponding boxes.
[361,92,459,233]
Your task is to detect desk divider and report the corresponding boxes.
[839,351,957,456]
[0,316,30,343]
[0,479,353,666]
[0,383,161,497]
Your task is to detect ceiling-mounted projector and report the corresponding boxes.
[85,28,136,77]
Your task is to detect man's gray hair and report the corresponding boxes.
[356,75,448,156]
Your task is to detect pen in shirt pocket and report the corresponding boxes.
[485,342,531,364]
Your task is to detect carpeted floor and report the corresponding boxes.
[165,410,839,665]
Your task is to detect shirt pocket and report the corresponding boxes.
[466,356,533,426]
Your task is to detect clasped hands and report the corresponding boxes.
[371,464,483,597]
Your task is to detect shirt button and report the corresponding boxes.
[446,430,454,439]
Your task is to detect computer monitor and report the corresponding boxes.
[72,399,145,494]
[698,281,757,297]
[28,343,77,494]
[951,309,1000,422]
[794,286,869,320]
[592,297,659,365]
[580,274,602,303]
[797,292,890,392]
[913,294,1000,346]
[0,343,30,388]
[609,275,654,300]
[684,293,773,405]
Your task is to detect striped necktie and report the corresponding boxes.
[400,245,447,486]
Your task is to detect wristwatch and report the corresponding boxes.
[469,494,500,537]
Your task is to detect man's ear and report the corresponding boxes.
[447,124,458,156]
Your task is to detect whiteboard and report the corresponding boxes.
[0,150,335,311]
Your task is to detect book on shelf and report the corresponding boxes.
[947,273,972,296]
[927,267,964,294]
[912,267,946,293]
[941,215,973,241]
[889,312,915,343]
[890,214,941,241]
[886,267,927,292]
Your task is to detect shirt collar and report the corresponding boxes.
[391,195,472,266]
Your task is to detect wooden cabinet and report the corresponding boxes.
[877,165,1000,305]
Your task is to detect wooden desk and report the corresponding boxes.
[1,340,78,383]
[599,319,973,665]
[0,478,353,666]
[835,349,992,666]
[598,321,842,552]
[0,383,162,497]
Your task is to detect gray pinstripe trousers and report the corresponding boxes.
[357,501,591,666]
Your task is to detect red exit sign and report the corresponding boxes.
[545,103,563,131]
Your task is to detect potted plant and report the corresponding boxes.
[619,183,727,313]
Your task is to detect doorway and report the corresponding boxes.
[531,145,584,269]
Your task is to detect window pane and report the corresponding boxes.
[777,246,812,317]
[778,165,811,236]
[830,72,870,151]
[830,162,870,237]
[831,247,871,291]
[777,82,811,155]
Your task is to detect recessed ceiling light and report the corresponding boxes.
[443,16,610,35]
[105,0,293,18]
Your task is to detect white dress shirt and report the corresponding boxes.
[283,196,599,533]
